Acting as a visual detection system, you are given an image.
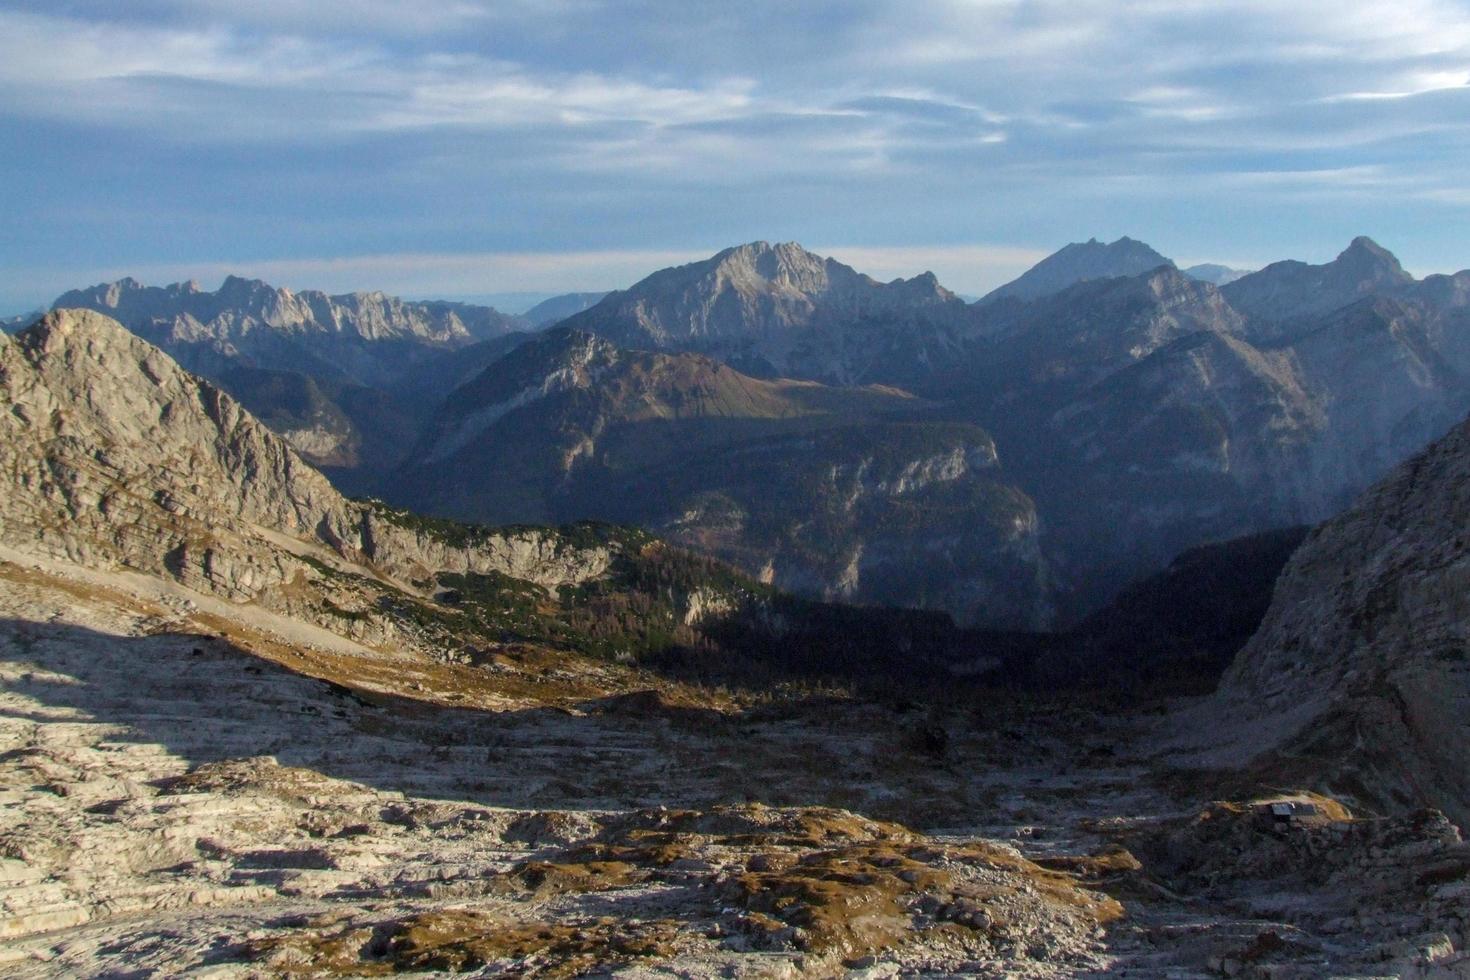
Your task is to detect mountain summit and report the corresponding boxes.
[557,241,971,385]
[1221,235,1414,324]
[978,236,1175,305]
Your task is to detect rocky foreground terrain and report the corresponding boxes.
[1,310,1468,977]
[3,557,1469,978]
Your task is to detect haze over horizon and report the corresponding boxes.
[3,0,1470,309]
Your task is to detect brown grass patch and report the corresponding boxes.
[253,910,683,977]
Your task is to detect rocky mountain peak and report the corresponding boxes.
[554,241,973,384]
[2,308,344,552]
[1183,263,1253,286]
[703,240,848,294]
[1,308,622,607]
[1223,236,1414,325]
[1336,235,1408,279]
[524,291,611,327]
[19,305,132,353]
[218,273,274,294]
[45,274,530,388]
[978,236,1176,305]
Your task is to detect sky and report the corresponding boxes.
[2,0,1469,311]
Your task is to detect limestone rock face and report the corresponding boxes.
[1190,414,1470,828]
[52,275,524,387]
[0,310,613,609]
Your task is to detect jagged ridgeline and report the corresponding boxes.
[0,309,981,686]
[45,235,1470,637]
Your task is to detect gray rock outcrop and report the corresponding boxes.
[1181,412,1470,828]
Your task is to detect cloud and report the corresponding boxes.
[5,1,1470,178]
[4,0,1470,306]
[2,0,498,36]
[1329,69,1470,101]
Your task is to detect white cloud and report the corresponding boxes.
[4,0,1470,292]
[5,1,1470,174]
[1329,69,1470,101]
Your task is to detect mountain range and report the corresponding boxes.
[0,308,986,685]
[40,234,1470,631]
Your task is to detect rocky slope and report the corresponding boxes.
[33,236,1470,635]
[373,236,1470,629]
[0,308,1027,684]
[392,327,1055,627]
[5,561,1467,978]
[557,241,974,387]
[977,237,1175,306]
[0,567,1143,978]
[961,246,1470,617]
[970,266,1247,398]
[3,308,1469,978]
[1179,411,1470,830]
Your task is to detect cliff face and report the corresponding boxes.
[1181,414,1470,828]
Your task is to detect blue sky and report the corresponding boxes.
[2,0,1469,310]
